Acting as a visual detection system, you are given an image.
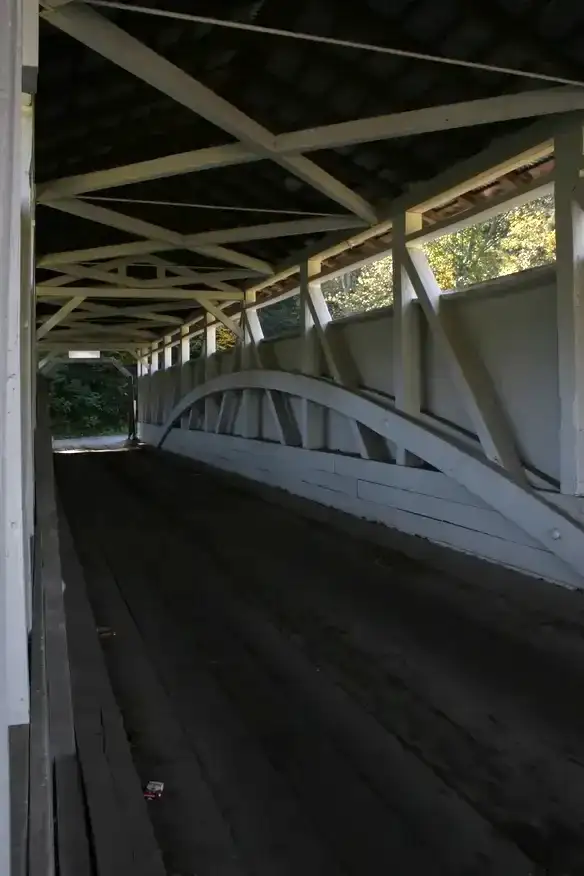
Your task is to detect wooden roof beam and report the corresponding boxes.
[40,2,376,222]
[36,87,584,200]
[41,197,273,275]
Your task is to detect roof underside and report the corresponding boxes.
[35,0,584,342]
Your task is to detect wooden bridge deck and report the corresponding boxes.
[56,446,584,876]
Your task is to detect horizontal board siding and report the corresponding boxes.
[334,456,488,509]
[356,480,541,548]
[138,425,579,588]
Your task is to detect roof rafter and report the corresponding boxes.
[37,87,584,200]
[37,286,244,300]
[37,295,86,339]
[40,261,252,290]
[40,2,377,222]
[76,300,205,315]
[37,215,364,269]
[42,197,274,275]
[65,303,184,325]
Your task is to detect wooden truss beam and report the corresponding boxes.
[39,261,254,290]
[36,296,86,339]
[40,3,377,222]
[37,88,582,201]
[402,248,525,481]
[37,215,363,268]
[41,197,273,275]
[37,287,244,300]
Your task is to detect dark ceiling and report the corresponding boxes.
[35,0,584,279]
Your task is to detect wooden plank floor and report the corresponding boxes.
[56,446,584,876]
[59,508,165,876]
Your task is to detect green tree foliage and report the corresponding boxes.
[323,255,394,319]
[260,296,300,339]
[49,198,556,434]
[425,195,555,289]
[216,325,237,350]
[190,324,237,357]
[320,195,555,319]
[49,361,131,438]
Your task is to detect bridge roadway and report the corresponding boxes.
[56,447,584,876]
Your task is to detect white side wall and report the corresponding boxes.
[141,266,559,475]
[138,265,584,589]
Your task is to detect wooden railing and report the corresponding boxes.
[29,379,93,876]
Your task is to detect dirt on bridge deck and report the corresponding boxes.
[56,447,584,876]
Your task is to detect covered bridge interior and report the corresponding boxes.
[4,0,584,873]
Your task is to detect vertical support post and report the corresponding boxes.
[4,117,29,726]
[555,121,584,495]
[299,258,323,448]
[150,341,162,424]
[179,325,190,429]
[162,335,172,425]
[393,211,423,465]
[180,324,190,366]
[403,248,524,480]
[0,0,25,866]
[203,314,217,432]
[20,95,35,629]
[300,259,375,457]
[137,347,147,377]
[163,333,172,369]
[150,340,159,373]
[136,348,148,432]
[240,290,256,437]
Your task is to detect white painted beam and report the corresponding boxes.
[194,296,243,339]
[37,287,243,300]
[38,342,140,351]
[393,211,423,466]
[39,239,176,266]
[158,370,584,583]
[300,260,377,459]
[163,334,172,369]
[1,2,30,813]
[36,295,86,339]
[244,125,554,303]
[144,255,244,297]
[36,215,352,270]
[180,324,190,366]
[37,143,256,200]
[299,259,323,448]
[40,3,376,222]
[554,122,584,495]
[70,319,162,333]
[279,88,584,154]
[184,215,365,245]
[66,302,184,325]
[38,218,363,266]
[43,196,273,274]
[22,0,39,95]
[76,300,206,316]
[46,325,156,340]
[40,261,252,290]
[36,90,574,201]
[403,249,525,481]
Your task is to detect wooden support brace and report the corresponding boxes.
[393,211,423,465]
[403,248,525,482]
[555,122,584,495]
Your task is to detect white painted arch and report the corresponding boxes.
[158,369,584,583]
